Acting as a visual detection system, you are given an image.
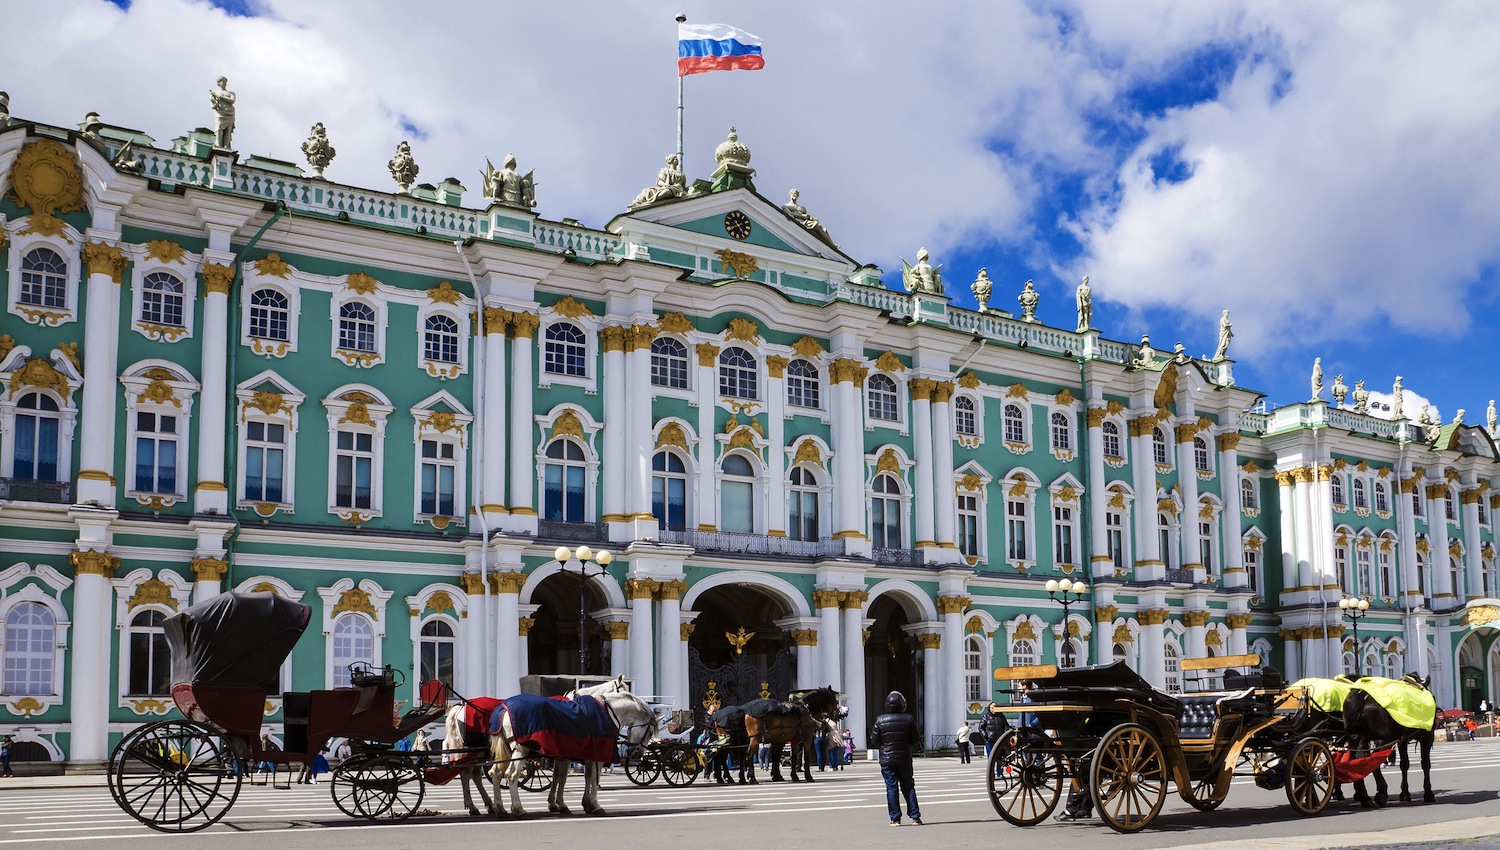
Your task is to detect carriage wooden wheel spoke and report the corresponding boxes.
[623,745,662,787]
[662,744,702,787]
[1285,737,1334,816]
[330,753,425,821]
[1091,723,1168,833]
[986,727,1067,826]
[108,720,241,833]
[1182,769,1231,812]
[518,754,551,792]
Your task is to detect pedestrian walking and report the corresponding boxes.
[0,735,13,777]
[956,720,972,764]
[871,691,922,826]
[843,728,855,766]
[309,747,330,783]
[979,702,1011,760]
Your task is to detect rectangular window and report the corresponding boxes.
[1199,520,1213,572]
[1106,510,1125,570]
[420,439,457,516]
[722,480,754,534]
[1379,550,1393,598]
[245,421,286,502]
[335,430,374,509]
[871,498,902,548]
[13,411,60,481]
[133,411,178,494]
[652,475,687,532]
[787,373,819,409]
[1357,547,1373,596]
[1245,546,1260,594]
[1053,505,1074,565]
[1007,500,1029,561]
[957,494,979,557]
[788,490,819,541]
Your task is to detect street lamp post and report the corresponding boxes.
[1339,595,1370,676]
[1045,578,1088,666]
[555,545,613,676]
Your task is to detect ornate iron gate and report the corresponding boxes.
[688,646,794,718]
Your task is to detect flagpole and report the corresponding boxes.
[675,13,686,175]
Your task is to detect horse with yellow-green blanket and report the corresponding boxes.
[1293,673,1437,806]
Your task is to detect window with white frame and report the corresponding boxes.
[419,439,457,516]
[418,618,456,691]
[1416,539,1431,600]
[1450,556,1461,600]
[1357,544,1373,596]
[1113,642,1128,663]
[1375,481,1390,513]
[1412,489,1424,517]
[718,347,759,400]
[1106,507,1127,570]
[1342,651,1357,677]
[126,610,170,696]
[721,453,758,534]
[423,315,460,364]
[1007,497,1031,562]
[11,393,61,481]
[338,302,378,353]
[867,374,899,422]
[1353,478,1368,510]
[1153,428,1170,466]
[1335,541,1351,591]
[244,420,287,503]
[544,322,588,377]
[1159,513,1177,568]
[249,288,290,341]
[785,359,819,409]
[652,451,688,532]
[543,439,587,522]
[1485,556,1497,598]
[1053,504,1076,566]
[1102,421,1122,459]
[788,466,820,541]
[334,429,375,510]
[1245,539,1262,594]
[19,247,68,309]
[331,614,375,688]
[958,492,980,557]
[1241,477,1258,511]
[1199,518,1215,573]
[1050,411,1072,452]
[650,338,689,389]
[1193,436,1211,473]
[1331,474,1346,507]
[954,396,977,436]
[965,635,985,702]
[1010,637,1037,666]
[139,271,186,327]
[1446,488,1457,521]
[1480,497,1490,525]
[1379,545,1394,598]
[1060,638,1081,669]
[1003,404,1026,444]
[2,602,55,696]
[1164,641,1182,694]
[131,410,179,495]
[870,472,903,548]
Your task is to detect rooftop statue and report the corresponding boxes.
[0,91,9,129]
[301,123,336,178]
[80,111,103,143]
[1489,400,1497,436]
[781,189,831,242]
[1174,342,1188,364]
[1392,376,1403,419]
[210,77,236,149]
[1454,408,1466,426]
[1134,333,1156,368]
[1017,279,1039,323]
[1311,357,1323,401]
[630,154,687,209]
[1213,309,1232,361]
[971,267,993,313]
[901,248,944,296]
[388,140,419,194]
[1418,405,1432,426]
[1076,276,1092,332]
[483,154,536,209]
[112,140,141,175]
[1331,374,1347,408]
[1352,379,1369,414]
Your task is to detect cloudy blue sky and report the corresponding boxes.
[8,0,1500,421]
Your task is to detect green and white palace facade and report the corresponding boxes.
[2,99,1499,768]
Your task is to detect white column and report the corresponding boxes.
[481,310,508,522]
[816,593,843,693]
[793,632,818,689]
[605,621,630,678]
[77,242,127,505]
[909,380,936,550]
[766,358,788,537]
[830,360,869,555]
[1139,612,1166,689]
[1294,474,1319,591]
[1185,613,1208,659]
[1174,422,1201,577]
[1085,407,1109,580]
[461,575,487,697]
[600,327,628,527]
[657,582,683,710]
[1397,470,1422,609]
[940,597,966,734]
[507,314,538,530]
[1282,630,1302,681]
[627,580,655,697]
[842,593,868,748]
[517,611,534,687]
[66,550,116,763]
[932,383,959,551]
[694,344,718,530]
[626,325,658,535]
[1427,476,1454,603]
[495,576,521,698]
[1278,472,1298,595]
[190,557,227,606]
[1219,434,1245,584]
[920,633,943,751]
[1227,616,1249,656]
[1462,485,1484,601]
[194,264,232,514]
[1130,415,1161,577]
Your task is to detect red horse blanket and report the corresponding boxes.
[490,694,619,764]
[462,697,505,749]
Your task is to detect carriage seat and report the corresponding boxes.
[1178,688,1263,739]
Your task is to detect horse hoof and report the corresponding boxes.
[1332,789,1345,801]
[1424,792,1436,803]
[468,807,481,817]
[1399,791,1412,803]
[771,775,785,782]
[1374,793,1388,808]
[1358,797,1374,809]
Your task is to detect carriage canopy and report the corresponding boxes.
[164,591,311,690]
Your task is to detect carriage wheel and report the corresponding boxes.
[1091,723,1169,834]
[1285,737,1334,816]
[108,719,241,833]
[1182,770,1231,812]
[519,755,551,792]
[986,727,1067,826]
[330,753,426,821]
[662,746,701,787]
[623,746,662,787]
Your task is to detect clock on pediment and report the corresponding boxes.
[724,211,752,240]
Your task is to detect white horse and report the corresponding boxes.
[487,676,657,819]
[441,699,499,816]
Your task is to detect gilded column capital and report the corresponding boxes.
[908,378,935,402]
[459,573,485,594]
[508,311,539,339]
[840,589,870,609]
[1127,414,1158,438]
[482,307,511,336]
[201,262,234,296]
[1137,608,1171,626]
[630,323,660,351]
[695,342,721,367]
[1461,488,1484,505]
[656,579,689,601]
[626,578,660,600]
[517,616,536,636]
[602,621,630,640]
[82,241,128,283]
[1277,628,1300,642]
[915,633,942,650]
[932,381,954,404]
[189,557,228,581]
[69,549,120,578]
[1095,604,1118,623]
[680,623,696,641]
[1274,470,1298,487]
[1086,407,1107,428]
[765,354,788,379]
[1425,483,1449,500]
[601,325,629,353]
[935,595,970,615]
[829,358,868,385]
[1324,624,1346,639]
[1182,610,1212,628]
[1216,432,1241,452]
[1225,613,1254,630]
[489,570,526,594]
[813,589,846,609]
[789,628,818,647]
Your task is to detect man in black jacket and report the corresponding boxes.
[870,691,923,825]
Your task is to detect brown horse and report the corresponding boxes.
[741,686,843,783]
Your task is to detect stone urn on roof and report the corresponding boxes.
[711,127,755,191]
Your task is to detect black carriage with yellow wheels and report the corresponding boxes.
[987,654,1335,833]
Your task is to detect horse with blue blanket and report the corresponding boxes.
[487,677,657,818]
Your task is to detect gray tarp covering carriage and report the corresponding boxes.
[164,591,311,690]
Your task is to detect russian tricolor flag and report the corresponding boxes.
[678,23,764,77]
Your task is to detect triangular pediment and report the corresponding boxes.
[611,187,854,266]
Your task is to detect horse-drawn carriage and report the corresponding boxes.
[988,654,1338,833]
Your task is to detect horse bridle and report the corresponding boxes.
[591,694,657,748]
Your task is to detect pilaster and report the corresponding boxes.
[506,311,539,532]
[77,240,127,505]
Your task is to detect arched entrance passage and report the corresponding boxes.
[686,583,796,720]
[526,572,611,677]
[864,594,922,741]
[1457,628,1500,711]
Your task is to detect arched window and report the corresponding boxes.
[1331,474,1346,507]
[870,473,903,548]
[1450,556,1462,600]
[650,338,689,389]
[1241,478,1258,510]
[19,247,67,308]
[1009,637,1037,666]
[1159,512,1175,568]
[1353,478,1368,510]
[788,466,820,541]
[1412,490,1425,518]
[1050,412,1071,452]
[140,271,186,327]
[651,451,687,532]
[1335,542,1350,591]
[718,347,759,400]
[12,393,61,481]
[954,396,976,436]
[1379,543,1395,598]
[544,322,587,376]
[786,359,820,409]
[338,302,378,352]
[1113,643,1128,663]
[1101,421,1122,459]
[1446,488,1457,521]
[126,610,170,696]
[1193,436,1210,472]
[964,636,985,702]
[418,619,456,691]
[1164,642,1182,694]
[1244,538,1262,594]
[1374,481,1389,513]
[867,374,898,422]
[1152,428,1169,466]
[1003,404,1026,443]
[720,453,756,534]
[543,440,587,522]
[1342,651,1357,677]
[1060,637,1081,669]
[331,614,374,688]
[248,288,290,340]
[3,603,56,696]
[423,315,460,363]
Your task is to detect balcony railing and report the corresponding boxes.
[535,520,605,543]
[873,547,921,568]
[656,529,842,558]
[1165,567,1195,584]
[0,478,72,504]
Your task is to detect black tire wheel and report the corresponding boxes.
[330,752,425,821]
[1091,722,1169,834]
[1285,737,1335,816]
[986,727,1067,826]
[1183,770,1231,812]
[108,719,242,833]
[662,746,701,787]
[623,746,662,787]
[519,755,551,792]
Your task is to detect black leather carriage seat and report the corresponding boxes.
[1177,688,1261,739]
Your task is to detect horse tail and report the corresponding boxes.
[443,704,465,754]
